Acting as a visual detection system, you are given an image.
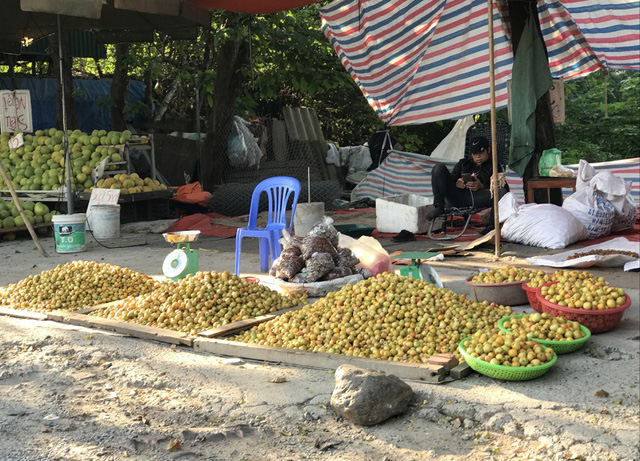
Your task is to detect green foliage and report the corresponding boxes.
[556,70,640,164]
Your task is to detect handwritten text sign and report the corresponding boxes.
[86,188,120,221]
[0,90,33,133]
[8,132,24,149]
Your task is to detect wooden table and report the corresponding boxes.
[526,177,577,204]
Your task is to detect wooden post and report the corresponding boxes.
[0,162,49,257]
[487,0,500,259]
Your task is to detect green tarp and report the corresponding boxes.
[509,16,553,176]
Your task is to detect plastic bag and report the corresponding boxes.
[336,247,359,269]
[308,216,339,247]
[280,229,303,252]
[338,234,392,275]
[321,266,354,281]
[538,148,562,176]
[563,188,615,239]
[302,236,337,261]
[290,273,308,284]
[227,116,263,169]
[305,252,335,282]
[501,204,589,249]
[549,164,575,178]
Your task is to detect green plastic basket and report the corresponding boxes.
[458,337,557,381]
[498,315,591,354]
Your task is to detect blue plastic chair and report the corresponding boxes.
[234,176,301,275]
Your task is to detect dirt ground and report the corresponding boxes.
[0,230,638,461]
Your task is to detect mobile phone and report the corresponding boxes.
[462,173,473,184]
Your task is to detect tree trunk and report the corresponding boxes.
[508,1,558,204]
[111,43,130,132]
[202,39,248,190]
[49,32,78,130]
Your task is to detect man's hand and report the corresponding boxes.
[456,178,465,189]
[466,180,483,192]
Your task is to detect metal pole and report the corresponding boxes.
[194,74,203,188]
[150,133,156,181]
[488,0,500,259]
[57,15,74,215]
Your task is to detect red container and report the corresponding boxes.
[536,282,632,334]
[522,282,542,313]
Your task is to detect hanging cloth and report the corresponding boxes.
[509,15,552,176]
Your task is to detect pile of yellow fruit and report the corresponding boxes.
[471,266,545,284]
[91,271,307,336]
[502,313,586,341]
[0,261,159,312]
[464,330,555,367]
[526,269,599,289]
[540,278,626,310]
[87,173,167,195]
[232,273,512,364]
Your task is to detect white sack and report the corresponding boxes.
[590,171,628,212]
[326,142,341,167]
[576,159,597,190]
[562,188,615,239]
[497,192,521,224]
[611,189,637,232]
[501,204,589,249]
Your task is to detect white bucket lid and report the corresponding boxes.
[52,213,87,224]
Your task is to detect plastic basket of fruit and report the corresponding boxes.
[498,314,591,354]
[458,337,557,381]
[522,283,543,312]
[536,282,631,334]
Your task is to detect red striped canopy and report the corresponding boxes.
[321,0,639,125]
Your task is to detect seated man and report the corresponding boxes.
[426,136,508,234]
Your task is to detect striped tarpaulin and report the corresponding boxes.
[537,0,639,80]
[352,151,640,206]
[320,0,514,125]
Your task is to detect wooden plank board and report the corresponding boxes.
[49,311,193,346]
[197,305,304,339]
[0,221,51,236]
[194,337,445,383]
[0,306,47,320]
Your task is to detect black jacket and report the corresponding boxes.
[451,157,503,188]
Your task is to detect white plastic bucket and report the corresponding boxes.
[52,213,87,253]
[88,204,120,240]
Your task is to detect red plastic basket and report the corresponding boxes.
[522,283,542,313]
[535,282,632,334]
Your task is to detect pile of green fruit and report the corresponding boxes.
[232,273,512,364]
[502,313,586,341]
[91,271,307,336]
[0,261,159,312]
[540,278,626,310]
[0,200,56,229]
[0,128,140,191]
[464,330,555,367]
[88,173,167,195]
[471,266,546,284]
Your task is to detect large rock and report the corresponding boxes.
[330,365,414,426]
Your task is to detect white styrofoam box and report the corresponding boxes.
[376,194,433,234]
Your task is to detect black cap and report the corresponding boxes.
[470,136,490,153]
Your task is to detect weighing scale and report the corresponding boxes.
[162,231,201,281]
[394,251,443,288]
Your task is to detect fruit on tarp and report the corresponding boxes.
[91,271,307,336]
[233,273,512,364]
[0,261,160,313]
